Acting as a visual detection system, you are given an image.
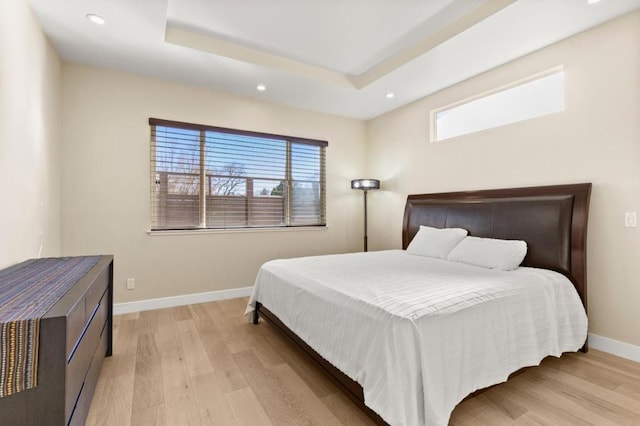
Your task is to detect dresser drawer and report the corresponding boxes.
[68,320,108,426]
[66,268,109,357]
[85,267,109,320]
[66,301,86,357]
[65,289,108,419]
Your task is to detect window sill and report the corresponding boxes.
[147,226,328,236]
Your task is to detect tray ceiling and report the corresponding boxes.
[29,0,640,119]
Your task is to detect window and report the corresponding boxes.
[149,118,327,231]
[432,69,565,142]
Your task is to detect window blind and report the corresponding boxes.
[149,118,327,230]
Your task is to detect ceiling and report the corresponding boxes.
[29,0,640,120]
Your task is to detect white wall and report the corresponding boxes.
[367,11,640,347]
[0,0,61,268]
[61,64,366,303]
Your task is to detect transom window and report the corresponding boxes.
[149,118,327,231]
[432,68,565,142]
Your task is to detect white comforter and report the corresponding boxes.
[245,250,588,426]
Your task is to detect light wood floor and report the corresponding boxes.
[87,298,640,425]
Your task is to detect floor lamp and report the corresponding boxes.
[351,179,380,252]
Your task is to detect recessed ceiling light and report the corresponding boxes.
[587,0,600,4]
[386,92,395,99]
[86,14,105,25]
[256,84,266,92]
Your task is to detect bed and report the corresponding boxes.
[246,183,592,426]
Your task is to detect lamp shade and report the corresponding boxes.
[351,179,380,190]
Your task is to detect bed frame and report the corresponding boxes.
[253,183,592,425]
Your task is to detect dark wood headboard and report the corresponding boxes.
[402,183,592,310]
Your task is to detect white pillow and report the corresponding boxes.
[406,225,468,259]
[447,236,527,271]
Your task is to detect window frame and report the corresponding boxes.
[149,118,327,232]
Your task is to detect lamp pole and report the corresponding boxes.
[363,189,369,252]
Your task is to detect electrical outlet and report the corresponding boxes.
[126,278,135,290]
[624,212,637,228]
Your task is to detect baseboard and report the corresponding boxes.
[113,286,253,315]
[588,333,640,363]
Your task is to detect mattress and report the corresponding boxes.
[246,250,588,426]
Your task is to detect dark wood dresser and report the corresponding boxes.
[0,255,113,425]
